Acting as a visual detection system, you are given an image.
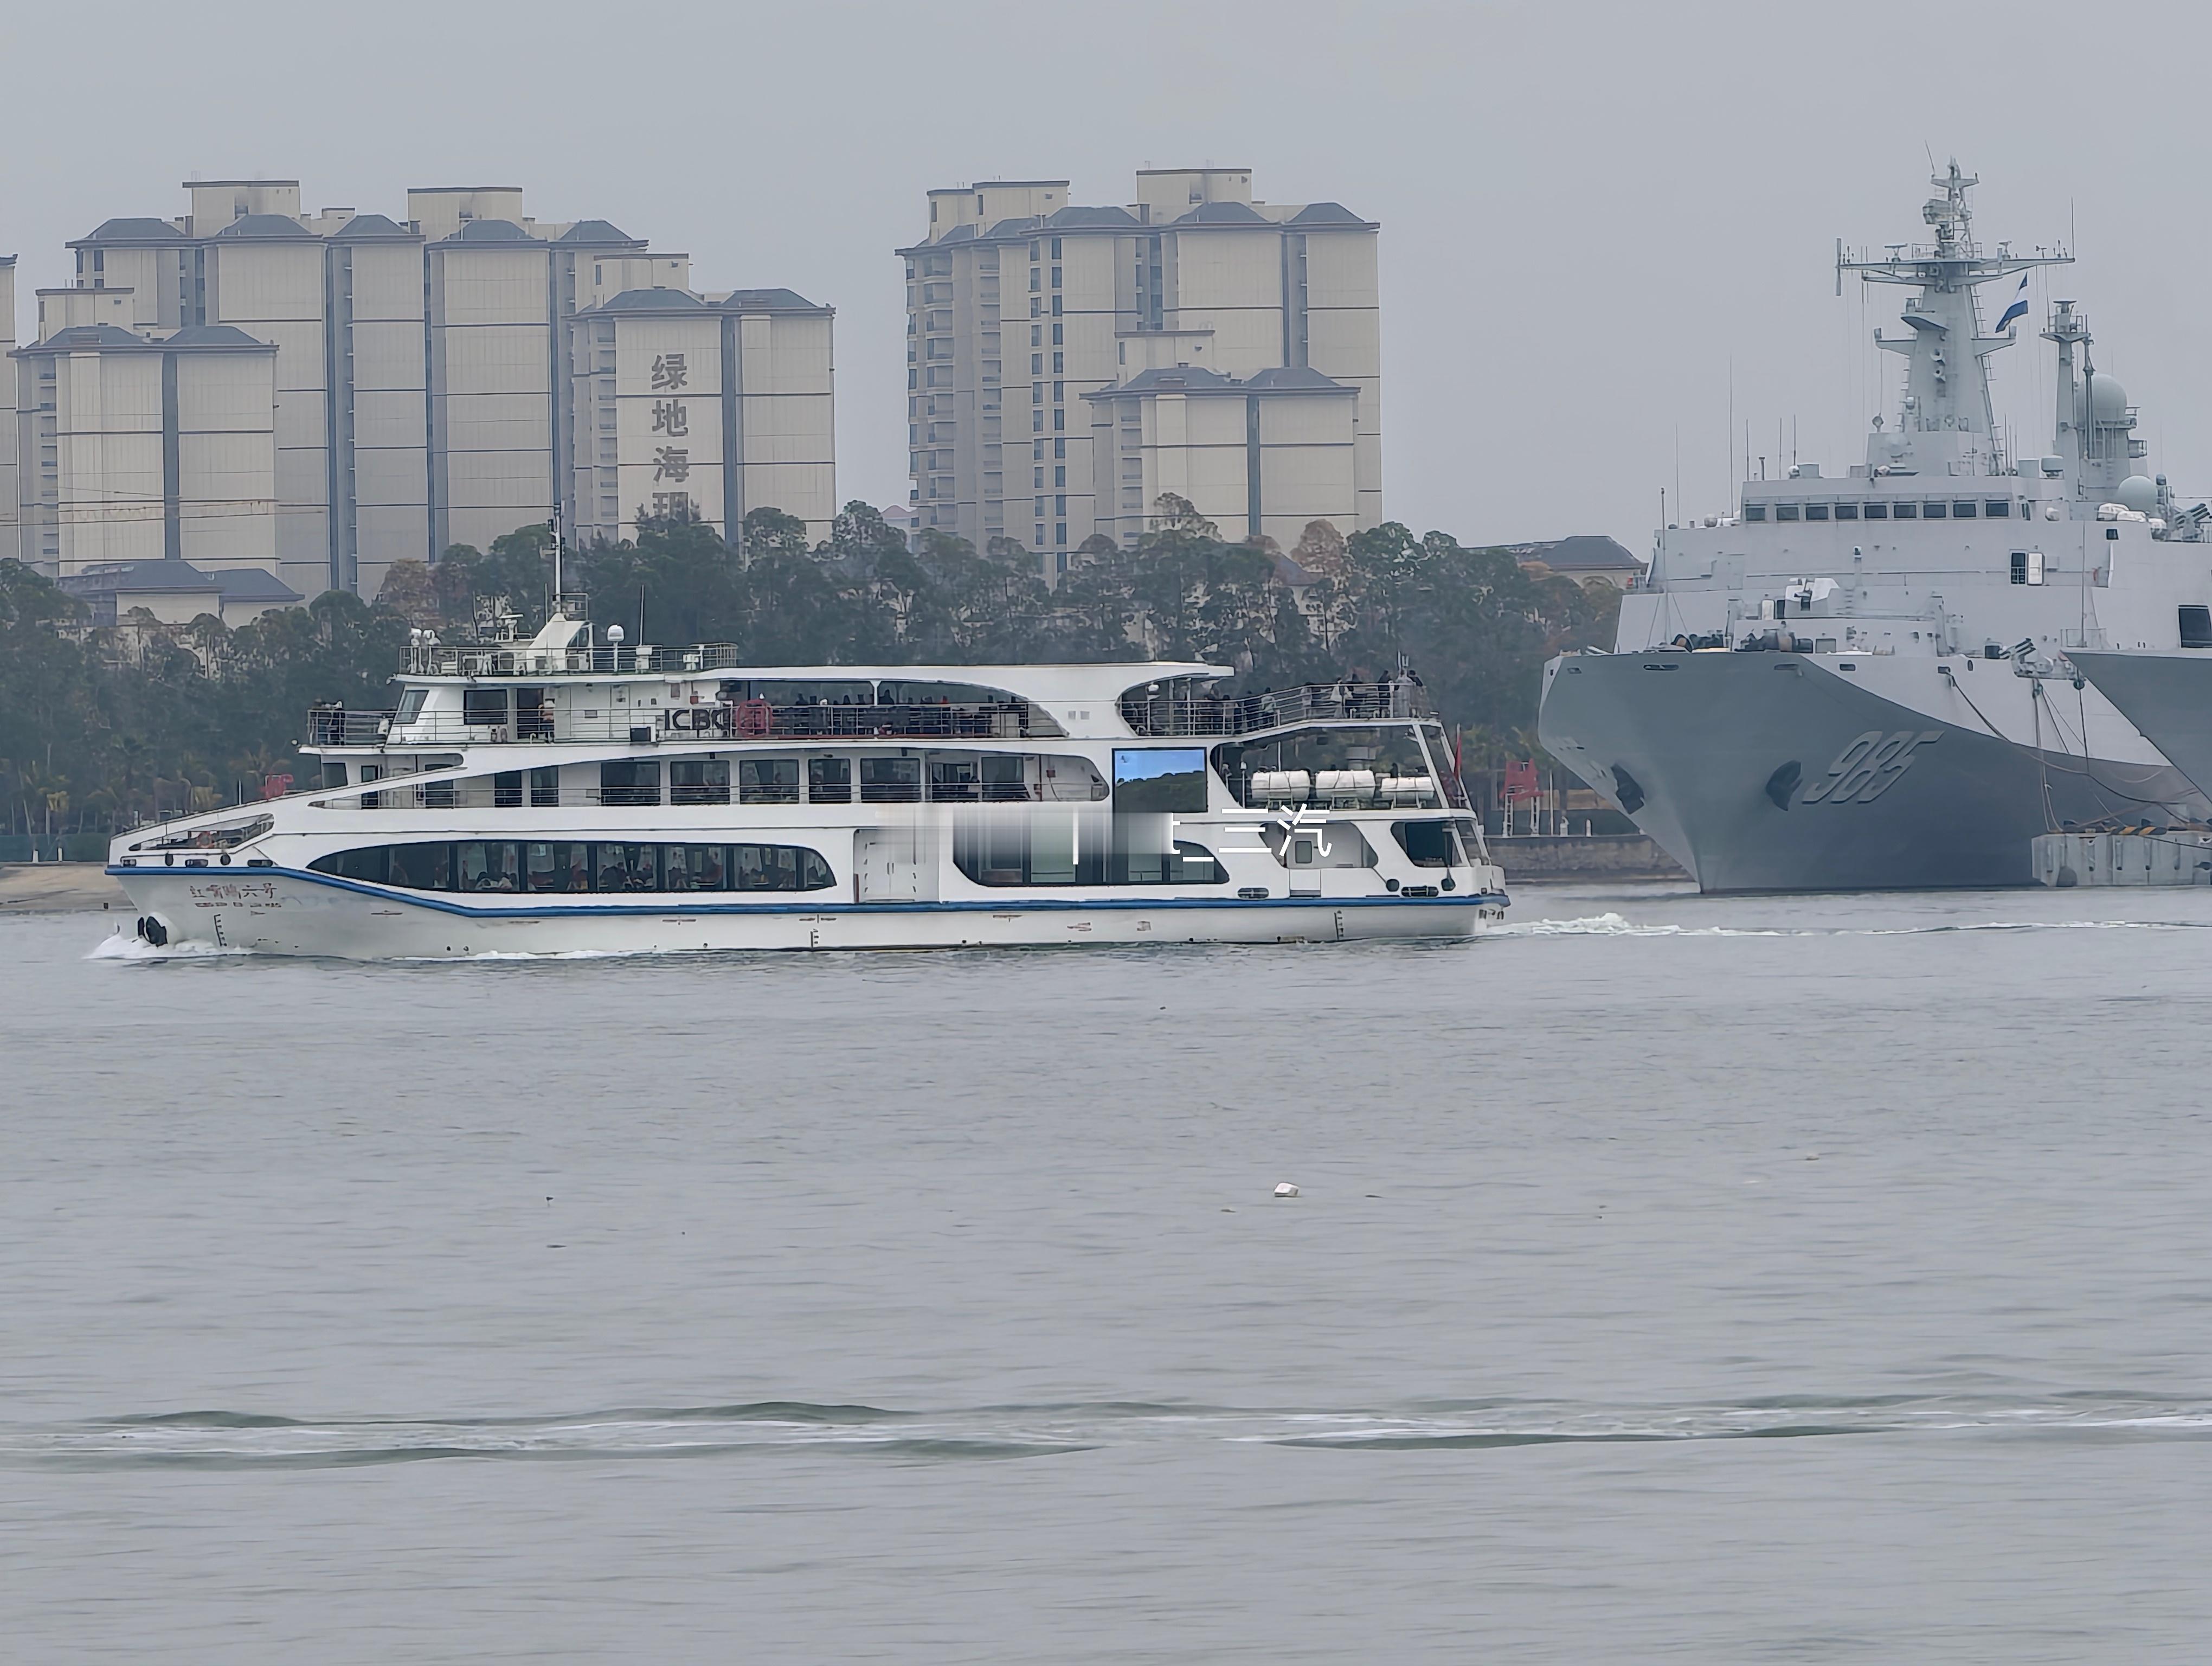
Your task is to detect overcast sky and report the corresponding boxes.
[8,0,2211,555]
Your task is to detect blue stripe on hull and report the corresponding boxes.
[112,865,1502,918]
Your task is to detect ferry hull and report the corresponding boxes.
[1538,650,2202,892]
[114,867,1497,958]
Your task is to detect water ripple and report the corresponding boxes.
[12,1394,2212,1470]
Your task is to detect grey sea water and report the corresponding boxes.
[7,882,2212,1662]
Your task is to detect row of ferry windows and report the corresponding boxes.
[331,755,1095,808]
[1742,499,2020,523]
[310,841,837,894]
[304,836,1233,894]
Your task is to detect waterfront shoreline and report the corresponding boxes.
[0,863,130,913]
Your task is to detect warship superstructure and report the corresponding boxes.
[1539,165,2212,891]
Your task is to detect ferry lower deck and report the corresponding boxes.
[111,863,1493,957]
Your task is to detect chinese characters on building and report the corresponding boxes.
[648,354,691,518]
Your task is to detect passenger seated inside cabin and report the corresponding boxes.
[665,845,725,892]
[600,845,657,892]
[594,845,630,892]
[526,843,582,893]
[463,842,518,891]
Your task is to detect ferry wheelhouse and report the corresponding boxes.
[110,604,1505,956]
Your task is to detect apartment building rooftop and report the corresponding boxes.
[329,213,415,241]
[581,286,831,316]
[1087,364,1354,396]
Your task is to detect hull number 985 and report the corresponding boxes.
[1801,729,1944,805]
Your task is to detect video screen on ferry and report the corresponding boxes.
[1113,748,1208,813]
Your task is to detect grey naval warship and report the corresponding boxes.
[1539,164,2212,892]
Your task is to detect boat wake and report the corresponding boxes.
[84,933,248,962]
[12,1392,2212,1469]
[1501,912,2212,940]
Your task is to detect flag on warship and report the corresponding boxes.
[1996,273,2030,333]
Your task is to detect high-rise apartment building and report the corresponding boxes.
[899,168,1381,568]
[0,256,16,565]
[15,284,279,576]
[15,178,834,601]
[567,286,835,548]
[411,187,702,559]
[57,181,426,598]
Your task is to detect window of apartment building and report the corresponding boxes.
[1054,466,1066,487]
[1029,268,1040,292]
[1051,267,1062,289]
[1053,409,1065,431]
[1054,438,1066,459]
[1051,323,1063,345]
[1052,353,1063,374]
[1052,381,1064,402]
[1055,495,1067,516]
[1031,354,1044,375]
[1031,240,1042,260]
[1035,496,1046,516]
[1031,325,1042,347]
[1051,238,1063,259]
[1033,410,1043,432]
[1051,297,1063,316]
[1031,298,1040,318]
[1036,523,1047,547]
[1056,523,1067,546]
[910,424,921,445]
[1034,466,1045,488]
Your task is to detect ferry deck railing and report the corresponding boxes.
[317,781,1078,811]
[1121,680,1433,737]
[307,701,1058,749]
[401,642,747,678]
[310,681,1438,753]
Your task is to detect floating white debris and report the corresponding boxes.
[1274,1182,1300,1199]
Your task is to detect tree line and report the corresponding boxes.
[0,498,1616,850]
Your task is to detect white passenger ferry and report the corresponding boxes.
[109,603,1505,957]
